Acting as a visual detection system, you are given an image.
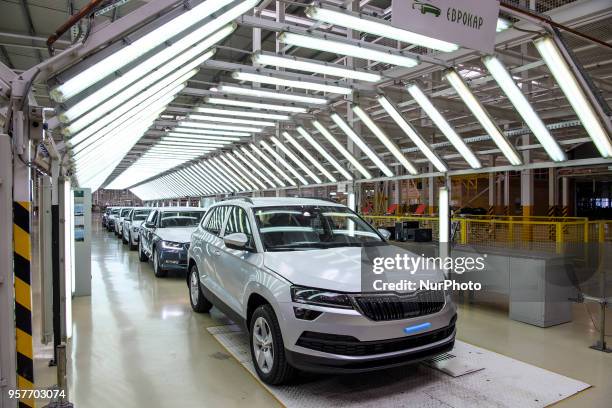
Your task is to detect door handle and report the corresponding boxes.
[213,250,221,256]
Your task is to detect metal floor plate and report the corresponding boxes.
[207,325,590,408]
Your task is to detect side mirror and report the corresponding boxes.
[378,228,392,240]
[224,232,249,250]
[145,222,155,228]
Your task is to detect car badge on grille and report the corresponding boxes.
[404,322,431,334]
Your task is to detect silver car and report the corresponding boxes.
[122,207,155,250]
[187,197,456,385]
[114,207,132,238]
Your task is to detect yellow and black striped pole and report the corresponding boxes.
[13,200,35,408]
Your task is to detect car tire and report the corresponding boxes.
[138,239,148,262]
[129,235,137,251]
[188,265,212,313]
[249,304,296,385]
[153,247,167,278]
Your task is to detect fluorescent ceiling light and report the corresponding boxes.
[171,128,250,137]
[259,140,308,185]
[279,32,418,68]
[351,106,418,175]
[211,157,252,191]
[282,132,335,182]
[218,156,259,191]
[202,161,240,192]
[444,69,522,165]
[64,47,215,135]
[232,72,352,95]
[377,95,448,172]
[271,136,322,184]
[252,52,382,82]
[534,36,612,158]
[330,113,393,177]
[205,97,308,113]
[178,120,263,133]
[233,151,276,188]
[249,145,296,186]
[215,84,327,105]
[195,106,289,120]
[241,147,286,187]
[407,84,482,169]
[188,113,275,127]
[296,127,352,181]
[157,140,227,147]
[312,120,372,179]
[223,154,267,189]
[165,134,240,142]
[49,0,244,102]
[306,5,458,53]
[483,55,566,162]
[60,24,235,123]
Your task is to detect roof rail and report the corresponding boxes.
[220,196,254,204]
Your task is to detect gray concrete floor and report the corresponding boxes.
[31,218,611,407]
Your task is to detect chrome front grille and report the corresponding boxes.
[353,290,445,322]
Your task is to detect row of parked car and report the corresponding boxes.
[101,198,456,386]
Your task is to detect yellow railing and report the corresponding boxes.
[362,215,612,253]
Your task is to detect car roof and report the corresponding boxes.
[217,197,345,208]
[130,207,153,210]
[156,206,206,212]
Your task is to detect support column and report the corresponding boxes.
[562,176,570,218]
[428,164,435,214]
[12,116,35,407]
[548,168,558,217]
[0,133,18,408]
[504,171,510,215]
[521,135,533,217]
[488,156,496,215]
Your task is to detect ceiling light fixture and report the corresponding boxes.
[178,120,263,133]
[534,36,612,158]
[252,52,382,82]
[195,106,289,120]
[483,55,566,162]
[259,140,309,185]
[351,106,418,175]
[296,127,352,181]
[407,84,482,169]
[271,136,322,184]
[330,113,393,177]
[188,113,276,127]
[305,5,458,53]
[232,72,352,95]
[279,32,418,68]
[282,132,335,183]
[205,97,308,113]
[444,69,522,165]
[215,84,328,105]
[377,95,448,172]
[312,121,372,179]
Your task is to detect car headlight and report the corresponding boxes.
[291,286,353,309]
[160,240,183,249]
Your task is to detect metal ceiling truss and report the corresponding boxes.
[5,0,607,199]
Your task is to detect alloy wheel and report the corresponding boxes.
[252,316,274,374]
[190,271,199,304]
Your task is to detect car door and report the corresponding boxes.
[196,206,230,302]
[216,205,258,315]
[143,210,158,254]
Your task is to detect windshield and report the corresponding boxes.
[120,208,131,217]
[111,209,120,215]
[253,205,385,251]
[132,209,152,221]
[160,211,205,228]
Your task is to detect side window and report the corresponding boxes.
[223,206,254,249]
[204,206,228,236]
[146,210,157,226]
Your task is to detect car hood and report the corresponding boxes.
[155,227,196,243]
[263,245,442,293]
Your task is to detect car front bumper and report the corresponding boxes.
[158,247,189,271]
[277,295,457,373]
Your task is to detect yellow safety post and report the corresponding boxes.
[556,222,563,254]
[460,219,467,245]
[598,221,605,243]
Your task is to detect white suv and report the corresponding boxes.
[187,197,456,384]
